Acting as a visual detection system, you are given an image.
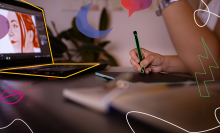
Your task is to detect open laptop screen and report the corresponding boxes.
[0,0,52,69]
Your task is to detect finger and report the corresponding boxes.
[140,55,154,68]
[145,67,152,74]
[133,66,138,72]
[129,49,139,63]
[130,59,141,72]
[130,59,142,73]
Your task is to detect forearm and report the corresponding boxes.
[163,55,189,73]
[161,0,220,77]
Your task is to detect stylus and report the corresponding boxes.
[133,31,145,74]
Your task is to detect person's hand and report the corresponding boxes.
[129,48,165,74]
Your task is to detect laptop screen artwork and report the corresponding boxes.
[0,1,51,64]
[1,9,41,54]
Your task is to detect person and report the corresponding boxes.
[129,0,220,81]
[7,11,40,53]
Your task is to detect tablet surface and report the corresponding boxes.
[95,72,196,84]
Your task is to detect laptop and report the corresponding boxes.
[0,0,107,78]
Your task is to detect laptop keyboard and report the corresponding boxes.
[0,63,107,77]
[19,65,66,71]
[2,65,94,76]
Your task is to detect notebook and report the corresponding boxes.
[63,82,220,133]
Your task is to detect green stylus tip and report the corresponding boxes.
[140,63,145,74]
[142,68,145,74]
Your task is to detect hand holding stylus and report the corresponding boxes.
[129,48,165,74]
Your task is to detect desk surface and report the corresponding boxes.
[0,67,171,133]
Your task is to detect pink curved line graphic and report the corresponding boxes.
[0,89,24,104]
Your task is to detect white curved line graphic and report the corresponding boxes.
[0,118,33,133]
[126,107,220,133]
[194,0,220,27]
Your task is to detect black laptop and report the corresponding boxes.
[0,0,107,78]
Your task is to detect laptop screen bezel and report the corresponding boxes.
[0,0,53,69]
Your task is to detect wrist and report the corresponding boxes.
[162,56,169,72]
[162,56,190,73]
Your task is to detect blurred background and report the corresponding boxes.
[21,0,198,66]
